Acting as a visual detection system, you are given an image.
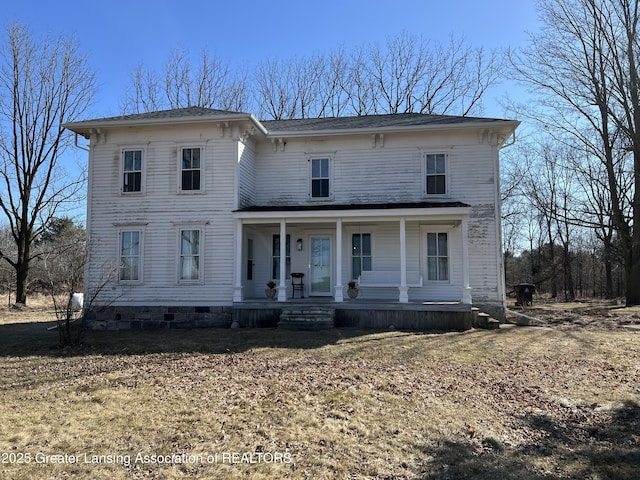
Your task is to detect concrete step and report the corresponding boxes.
[473,312,500,330]
[278,307,335,330]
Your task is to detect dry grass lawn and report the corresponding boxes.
[0,298,638,479]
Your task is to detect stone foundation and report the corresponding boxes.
[86,305,233,330]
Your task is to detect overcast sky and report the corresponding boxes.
[4,0,540,119]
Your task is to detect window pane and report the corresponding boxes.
[124,150,141,171]
[427,233,436,255]
[180,256,199,280]
[436,154,445,173]
[124,152,133,172]
[272,258,280,279]
[362,256,372,271]
[123,231,140,256]
[426,154,435,174]
[320,179,329,197]
[272,235,280,256]
[438,233,448,256]
[124,172,141,192]
[352,234,361,255]
[428,257,438,281]
[312,179,322,197]
[320,159,329,177]
[362,234,371,255]
[439,258,449,281]
[182,170,200,190]
[426,176,436,195]
[181,230,199,255]
[352,257,361,278]
[312,159,321,178]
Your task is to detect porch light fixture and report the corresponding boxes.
[296,238,303,251]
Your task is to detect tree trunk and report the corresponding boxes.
[626,241,640,306]
[14,229,30,305]
[563,242,575,301]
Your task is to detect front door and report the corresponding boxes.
[310,236,332,296]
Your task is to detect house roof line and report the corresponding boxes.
[263,120,520,139]
[64,107,268,138]
[64,107,519,143]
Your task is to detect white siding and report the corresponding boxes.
[84,118,507,308]
[85,124,240,306]
[237,140,256,208]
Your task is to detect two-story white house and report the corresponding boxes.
[65,107,518,330]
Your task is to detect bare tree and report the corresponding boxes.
[121,63,162,113]
[121,47,250,114]
[126,32,502,120]
[366,32,503,116]
[0,22,96,305]
[511,0,640,305]
[316,48,351,118]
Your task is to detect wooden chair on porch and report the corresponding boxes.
[291,272,305,298]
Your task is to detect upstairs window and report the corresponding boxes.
[425,153,446,195]
[181,147,201,191]
[311,158,330,198]
[426,232,449,281]
[352,233,372,279]
[123,149,142,193]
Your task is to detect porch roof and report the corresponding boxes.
[233,201,472,222]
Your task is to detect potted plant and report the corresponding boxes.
[265,280,277,300]
[347,280,359,299]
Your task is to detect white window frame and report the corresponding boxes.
[117,229,144,284]
[351,232,373,280]
[423,152,449,197]
[177,228,204,284]
[121,148,145,194]
[424,229,450,282]
[308,156,333,200]
[178,146,205,193]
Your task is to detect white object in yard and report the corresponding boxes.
[71,293,84,310]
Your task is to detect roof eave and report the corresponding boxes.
[263,119,521,139]
[64,112,268,139]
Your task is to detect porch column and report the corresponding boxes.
[334,218,344,301]
[232,219,243,303]
[398,217,409,303]
[277,219,287,301]
[461,217,473,304]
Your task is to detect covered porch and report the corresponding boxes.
[232,203,474,305]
